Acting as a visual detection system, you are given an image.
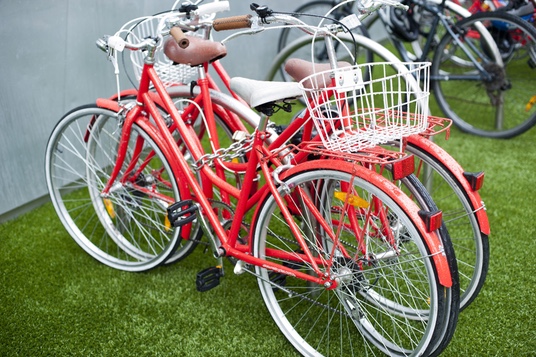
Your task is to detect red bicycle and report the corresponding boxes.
[45,1,460,355]
[86,0,486,312]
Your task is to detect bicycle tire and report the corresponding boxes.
[252,163,458,356]
[45,104,193,271]
[397,173,460,356]
[432,10,536,138]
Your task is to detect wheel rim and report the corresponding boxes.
[253,169,443,356]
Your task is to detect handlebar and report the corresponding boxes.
[212,0,409,39]
[97,0,232,54]
[97,0,409,56]
[170,27,189,49]
[213,11,329,35]
[96,35,157,53]
[213,15,253,31]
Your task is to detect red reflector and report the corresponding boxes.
[418,210,443,232]
[463,171,485,191]
[391,154,415,180]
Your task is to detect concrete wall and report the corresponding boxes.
[0,0,315,222]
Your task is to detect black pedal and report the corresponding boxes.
[196,266,223,292]
[269,271,287,291]
[167,200,197,227]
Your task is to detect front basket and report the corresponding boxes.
[298,62,431,152]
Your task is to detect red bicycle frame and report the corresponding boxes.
[96,44,453,288]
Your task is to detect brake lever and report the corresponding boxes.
[250,3,273,21]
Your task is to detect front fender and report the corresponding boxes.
[96,98,120,112]
[95,97,193,239]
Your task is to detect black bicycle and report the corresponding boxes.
[274,0,536,138]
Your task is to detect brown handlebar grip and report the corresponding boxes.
[213,15,253,31]
[170,27,189,49]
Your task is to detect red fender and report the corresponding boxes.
[96,97,192,199]
[407,135,490,236]
[95,97,194,240]
[96,98,121,112]
[257,159,453,288]
[107,89,139,102]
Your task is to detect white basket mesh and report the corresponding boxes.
[298,62,430,152]
[125,15,202,87]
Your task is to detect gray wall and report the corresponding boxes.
[0,1,311,222]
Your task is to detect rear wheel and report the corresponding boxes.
[402,140,489,310]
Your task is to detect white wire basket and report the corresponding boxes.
[298,62,431,153]
[125,14,204,87]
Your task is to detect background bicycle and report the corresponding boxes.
[274,0,536,138]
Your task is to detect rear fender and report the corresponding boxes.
[407,135,490,235]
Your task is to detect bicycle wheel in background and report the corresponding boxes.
[273,0,372,82]
[45,105,195,271]
[252,164,458,356]
[432,10,536,138]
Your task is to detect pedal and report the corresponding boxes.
[167,200,197,227]
[196,266,223,292]
[269,271,287,289]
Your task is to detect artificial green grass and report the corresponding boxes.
[1,123,536,356]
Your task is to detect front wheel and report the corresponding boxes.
[432,11,536,138]
[252,165,456,356]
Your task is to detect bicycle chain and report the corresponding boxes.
[193,133,254,171]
